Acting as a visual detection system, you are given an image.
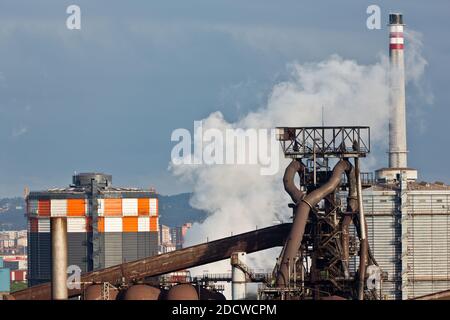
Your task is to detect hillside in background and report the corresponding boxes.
[158,193,208,227]
[0,197,26,230]
[0,193,206,231]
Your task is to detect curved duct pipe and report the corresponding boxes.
[283,159,305,204]
[351,215,377,267]
[276,159,352,287]
[341,160,378,299]
[272,159,305,282]
[368,243,378,266]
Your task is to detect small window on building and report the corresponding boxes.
[436,199,443,203]
[380,199,387,203]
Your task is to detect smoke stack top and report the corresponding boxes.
[389,13,404,25]
[389,13,404,52]
[389,13,404,51]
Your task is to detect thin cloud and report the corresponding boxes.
[11,125,28,138]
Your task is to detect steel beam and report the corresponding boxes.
[10,223,290,300]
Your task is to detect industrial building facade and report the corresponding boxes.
[26,173,159,286]
[347,178,450,299]
[344,13,450,300]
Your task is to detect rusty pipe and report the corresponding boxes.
[358,237,369,300]
[283,159,305,204]
[276,159,352,287]
[351,213,377,266]
[276,159,305,284]
[343,160,377,297]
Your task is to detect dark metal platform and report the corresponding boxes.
[276,126,370,158]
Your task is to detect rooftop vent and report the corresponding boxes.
[72,173,112,188]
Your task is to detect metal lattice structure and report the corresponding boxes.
[276,126,370,158]
[259,125,377,300]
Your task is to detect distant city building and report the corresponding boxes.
[10,270,27,282]
[0,230,27,255]
[182,223,192,237]
[26,173,159,286]
[0,255,28,291]
[17,237,27,248]
[170,223,192,250]
[1,255,27,271]
[159,224,172,245]
[158,223,192,254]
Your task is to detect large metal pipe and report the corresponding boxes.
[276,159,352,287]
[352,215,377,266]
[341,163,358,279]
[388,13,408,168]
[283,159,305,204]
[51,217,68,300]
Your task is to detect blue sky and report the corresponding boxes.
[0,0,449,196]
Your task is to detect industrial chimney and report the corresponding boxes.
[388,13,407,168]
[376,13,417,182]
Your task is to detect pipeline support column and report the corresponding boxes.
[231,252,247,300]
[355,158,368,300]
[51,217,68,300]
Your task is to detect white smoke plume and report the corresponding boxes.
[404,30,429,86]
[404,30,434,133]
[169,32,430,291]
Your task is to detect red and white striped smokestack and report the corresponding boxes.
[388,13,408,168]
[375,13,417,182]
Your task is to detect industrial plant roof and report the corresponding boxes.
[370,181,450,191]
[27,186,157,199]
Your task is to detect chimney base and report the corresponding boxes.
[375,168,418,183]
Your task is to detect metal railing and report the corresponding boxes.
[276,126,370,158]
